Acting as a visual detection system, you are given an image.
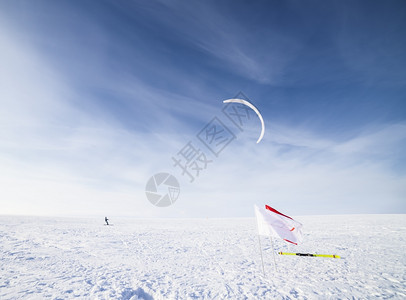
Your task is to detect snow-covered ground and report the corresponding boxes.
[1,214,405,299]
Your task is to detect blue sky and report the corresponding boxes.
[0,0,405,217]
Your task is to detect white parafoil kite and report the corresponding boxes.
[223,98,265,143]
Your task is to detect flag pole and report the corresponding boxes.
[257,233,265,275]
[269,236,278,272]
[254,212,265,275]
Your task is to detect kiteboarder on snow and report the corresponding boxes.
[105,216,109,225]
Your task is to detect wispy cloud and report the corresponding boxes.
[112,0,302,85]
[0,1,404,218]
[336,1,406,86]
[0,16,176,216]
[181,121,406,217]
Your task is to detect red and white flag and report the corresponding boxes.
[254,204,303,245]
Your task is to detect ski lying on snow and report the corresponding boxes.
[278,252,340,258]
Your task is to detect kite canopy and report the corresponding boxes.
[223,99,265,143]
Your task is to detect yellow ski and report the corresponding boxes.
[278,252,340,259]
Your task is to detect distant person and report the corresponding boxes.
[105,216,109,225]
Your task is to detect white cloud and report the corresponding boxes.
[121,0,301,84]
[0,10,404,218]
[175,121,406,216]
[0,17,177,216]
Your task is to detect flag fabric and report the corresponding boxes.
[254,204,303,245]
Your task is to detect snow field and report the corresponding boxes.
[0,215,405,299]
